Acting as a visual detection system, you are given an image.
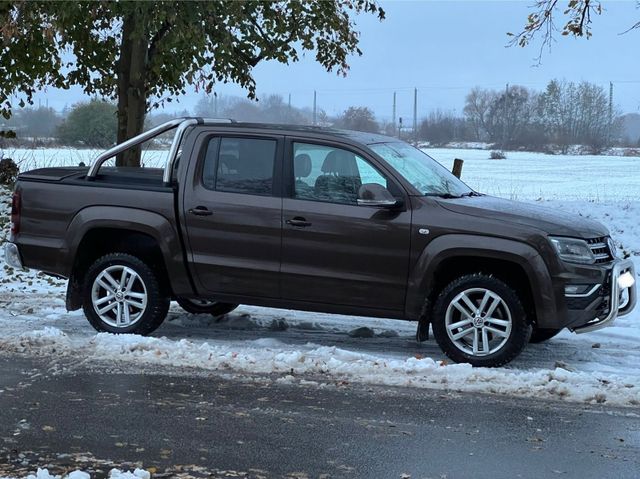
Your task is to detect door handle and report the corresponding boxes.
[286,217,312,227]
[189,206,213,216]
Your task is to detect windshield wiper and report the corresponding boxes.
[425,193,463,199]
[425,191,482,199]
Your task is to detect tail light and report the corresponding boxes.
[10,190,20,238]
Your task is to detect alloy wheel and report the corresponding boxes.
[445,287,512,356]
[91,265,148,328]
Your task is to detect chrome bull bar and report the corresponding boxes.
[574,258,636,333]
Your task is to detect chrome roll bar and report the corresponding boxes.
[86,117,234,184]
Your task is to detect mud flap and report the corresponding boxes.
[65,277,83,311]
[416,317,430,342]
[416,297,432,342]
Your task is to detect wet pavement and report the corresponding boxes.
[0,354,638,478]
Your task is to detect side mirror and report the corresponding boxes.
[357,183,401,208]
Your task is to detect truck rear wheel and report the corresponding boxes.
[431,274,532,367]
[176,297,238,317]
[82,253,169,335]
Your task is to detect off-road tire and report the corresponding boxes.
[82,253,169,335]
[431,274,532,367]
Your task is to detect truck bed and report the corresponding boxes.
[14,166,177,279]
[20,166,168,191]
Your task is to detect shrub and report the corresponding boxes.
[56,100,117,148]
[489,150,506,160]
[0,157,19,186]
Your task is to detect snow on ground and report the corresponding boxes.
[1,149,640,408]
[1,468,150,479]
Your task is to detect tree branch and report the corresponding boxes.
[508,0,611,62]
[147,19,172,62]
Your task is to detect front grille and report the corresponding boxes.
[587,237,614,264]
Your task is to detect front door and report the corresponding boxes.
[281,140,411,311]
[183,133,283,298]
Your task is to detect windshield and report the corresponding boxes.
[369,142,472,197]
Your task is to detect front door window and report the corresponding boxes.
[292,142,388,204]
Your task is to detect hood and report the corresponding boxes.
[436,195,608,238]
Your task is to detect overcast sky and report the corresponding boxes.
[31,0,640,120]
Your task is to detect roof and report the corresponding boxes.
[190,119,398,145]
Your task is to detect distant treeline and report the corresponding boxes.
[1,80,639,154]
[458,80,635,153]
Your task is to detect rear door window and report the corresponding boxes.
[202,137,277,196]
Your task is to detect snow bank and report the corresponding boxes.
[2,325,638,407]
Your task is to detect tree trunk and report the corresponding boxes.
[116,12,148,167]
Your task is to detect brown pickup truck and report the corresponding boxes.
[4,117,636,366]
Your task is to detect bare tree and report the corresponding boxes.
[463,88,496,141]
[538,80,619,153]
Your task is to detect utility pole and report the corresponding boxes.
[413,88,418,143]
[453,108,458,141]
[609,81,614,143]
[503,83,509,147]
[288,93,292,123]
[214,93,218,117]
[313,90,317,125]
[392,91,397,136]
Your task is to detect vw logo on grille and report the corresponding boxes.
[607,237,617,258]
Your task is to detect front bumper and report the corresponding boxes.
[3,242,23,269]
[572,258,636,333]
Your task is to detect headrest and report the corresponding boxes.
[321,150,339,173]
[321,150,356,175]
[294,153,312,178]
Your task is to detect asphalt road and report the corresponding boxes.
[0,354,638,479]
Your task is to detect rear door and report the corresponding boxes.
[280,139,412,311]
[182,131,283,298]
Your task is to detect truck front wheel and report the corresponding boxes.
[82,253,169,335]
[431,274,532,367]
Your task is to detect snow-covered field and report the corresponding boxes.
[1,147,170,172]
[425,147,640,201]
[3,144,639,200]
[1,146,640,428]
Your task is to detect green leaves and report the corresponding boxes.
[0,0,384,118]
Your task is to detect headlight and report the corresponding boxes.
[549,236,595,264]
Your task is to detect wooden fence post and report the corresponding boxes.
[452,158,464,178]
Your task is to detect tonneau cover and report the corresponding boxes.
[19,167,88,182]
